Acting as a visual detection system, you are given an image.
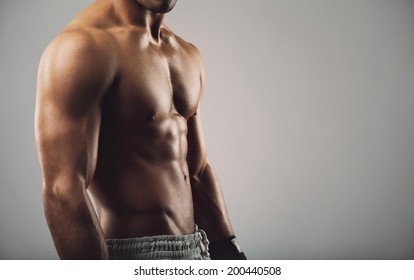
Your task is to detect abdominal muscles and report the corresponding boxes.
[89,111,195,239]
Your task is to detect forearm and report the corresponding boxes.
[191,162,246,259]
[43,185,108,260]
[190,162,234,242]
[186,112,245,259]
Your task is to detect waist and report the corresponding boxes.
[90,157,195,238]
[107,226,211,260]
[98,210,195,239]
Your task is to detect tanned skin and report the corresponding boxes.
[35,0,234,259]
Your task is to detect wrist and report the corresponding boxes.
[209,235,247,260]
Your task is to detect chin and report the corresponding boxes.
[138,0,178,14]
[159,0,178,13]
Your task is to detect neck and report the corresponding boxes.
[111,0,165,41]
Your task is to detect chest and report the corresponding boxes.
[114,44,202,121]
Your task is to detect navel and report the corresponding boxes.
[148,112,157,121]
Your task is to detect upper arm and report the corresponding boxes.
[35,31,116,189]
[186,44,208,179]
[187,113,208,180]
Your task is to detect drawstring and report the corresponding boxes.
[195,225,210,258]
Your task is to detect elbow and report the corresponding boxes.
[42,181,62,201]
[42,181,67,206]
[42,176,86,205]
[189,159,209,184]
[42,181,68,216]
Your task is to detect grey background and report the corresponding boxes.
[1,0,413,259]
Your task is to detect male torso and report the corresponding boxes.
[37,0,236,259]
[67,1,202,238]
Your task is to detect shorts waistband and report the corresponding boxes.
[107,227,210,260]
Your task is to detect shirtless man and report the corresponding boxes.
[35,0,246,260]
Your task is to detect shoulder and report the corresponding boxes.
[182,40,206,84]
[178,37,206,91]
[163,26,203,62]
[37,29,118,109]
[176,35,203,61]
[44,0,117,64]
[39,28,117,90]
[171,33,205,76]
[41,28,116,70]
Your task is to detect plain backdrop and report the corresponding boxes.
[1,0,414,260]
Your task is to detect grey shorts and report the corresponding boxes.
[107,226,211,260]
